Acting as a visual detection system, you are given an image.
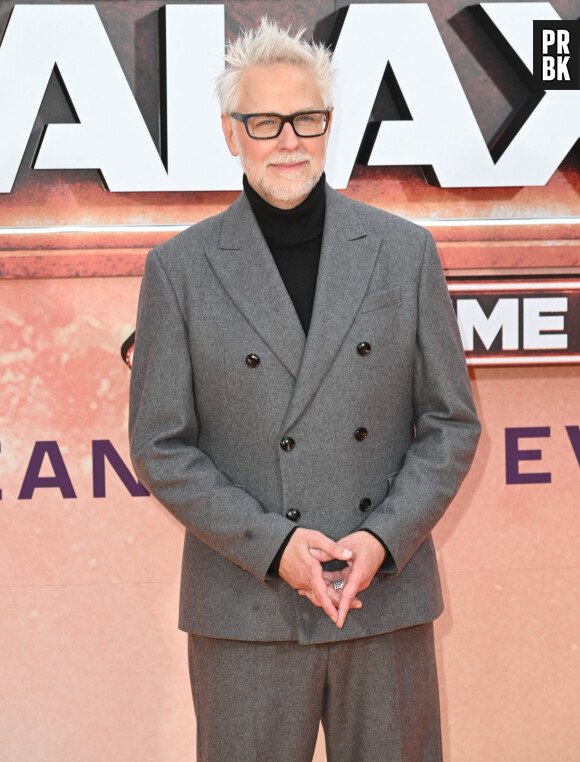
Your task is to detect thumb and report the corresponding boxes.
[309,547,335,562]
[311,538,353,561]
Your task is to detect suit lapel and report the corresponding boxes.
[205,193,305,378]
[206,187,381,425]
[283,187,381,430]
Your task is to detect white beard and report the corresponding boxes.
[236,143,326,206]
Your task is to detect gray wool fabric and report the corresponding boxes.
[188,623,442,762]
[129,184,481,645]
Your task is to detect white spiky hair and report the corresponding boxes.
[216,17,334,113]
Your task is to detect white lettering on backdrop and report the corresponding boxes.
[0,2,577,192]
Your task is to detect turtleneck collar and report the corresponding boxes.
[243,172,326,247]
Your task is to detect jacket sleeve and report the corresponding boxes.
[360,230,481,574]
[129,248,295,584]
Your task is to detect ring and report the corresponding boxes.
[333,579,344,590]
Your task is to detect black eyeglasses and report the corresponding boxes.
[230,110,331,140]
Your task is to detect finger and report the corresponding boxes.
[326,586,363,609]
[328,583,363,610]
[324,575,346,603]
[325,584,343,608]
[298,588,320,599]
[308,548,336,562]
[306,589,323,607]
[324,569,361,608]
[322,573,363,609]
[336,575,363,628]
[310,534,353,560]
[310,574,338,623]
[299,586,362,610]
[309,539,352,562]
[298,588,324,608]
[299,584,341,607]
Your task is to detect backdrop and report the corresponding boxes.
[1,2,579,760]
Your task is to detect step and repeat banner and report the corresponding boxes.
[1,2,579,760]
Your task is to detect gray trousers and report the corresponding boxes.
[188,622,442,762]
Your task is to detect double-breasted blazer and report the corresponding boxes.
[129,185,480,645]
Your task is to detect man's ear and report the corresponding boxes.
[221,114,239,157]
[326,106,334,139]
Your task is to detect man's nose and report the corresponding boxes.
[276,121,301,149]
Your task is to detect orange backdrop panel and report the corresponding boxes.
[1,275,578,760]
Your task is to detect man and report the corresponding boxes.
[129,19,480,762]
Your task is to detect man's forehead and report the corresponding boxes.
[236,63,324,112]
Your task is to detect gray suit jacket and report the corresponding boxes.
[129,185,480,645]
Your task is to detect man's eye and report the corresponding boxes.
[296,114,316,123]
[254,118,276,128]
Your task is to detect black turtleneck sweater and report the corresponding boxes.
[243,173,326,334]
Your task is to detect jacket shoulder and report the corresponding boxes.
[327,186,430,244]
[147,207,229,271]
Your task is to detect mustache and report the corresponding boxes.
[265,153,312,167]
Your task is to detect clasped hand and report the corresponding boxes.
[278,528,386,628]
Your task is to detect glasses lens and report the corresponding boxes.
[246,115,282,138]
[244,112,327,138]
[292,112,327,136]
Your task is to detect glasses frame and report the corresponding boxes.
[230,110,331,140]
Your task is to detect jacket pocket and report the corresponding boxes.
[359,287,401,314]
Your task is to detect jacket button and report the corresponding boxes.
[280,436,295,452]
[357,342,371,356]
[285,508,301,522]
[359,498,372,512]
[354,427,368,441]
[245,353,260,368]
